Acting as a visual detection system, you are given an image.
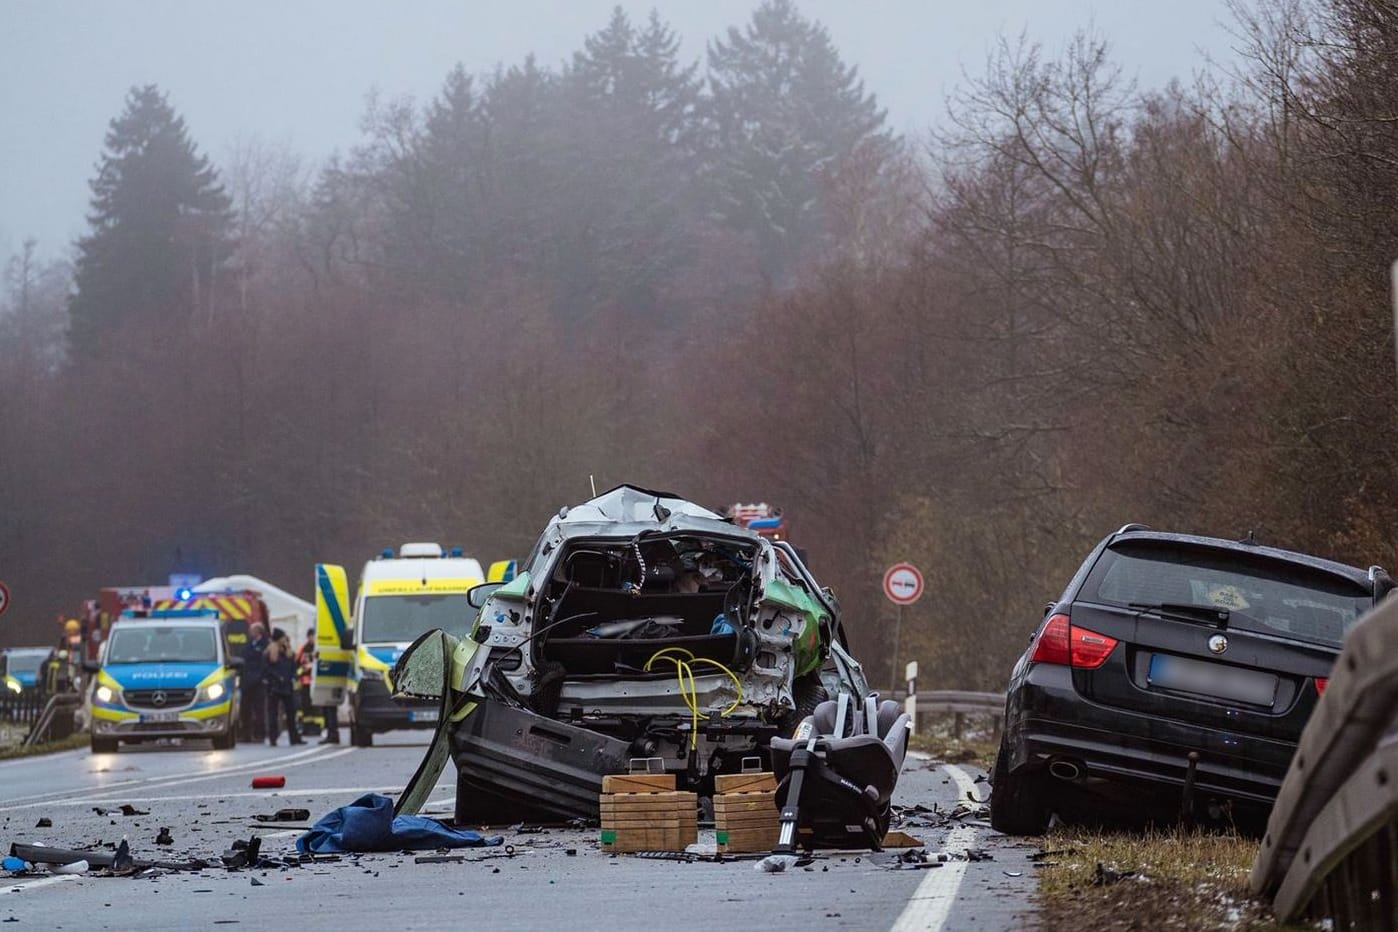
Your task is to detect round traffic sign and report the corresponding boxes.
[882,563,924,606]
[0,581,9,618]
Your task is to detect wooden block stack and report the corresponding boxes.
[599,773,698,853]
[714,771,780,854]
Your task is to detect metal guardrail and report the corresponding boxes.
[0,688,46,729]
[20,693,80,746]
[1251,594,1398,924]
[915,690,1005,739]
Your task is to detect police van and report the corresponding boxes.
[311,544,494,746]
[85,610,241,752]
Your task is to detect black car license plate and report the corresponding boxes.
[1147,654,1278,706]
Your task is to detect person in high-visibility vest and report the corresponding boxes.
[296,629,339,744]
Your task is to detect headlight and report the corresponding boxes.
[5,679,21,694]
[203,682,226,702]
[96,685,115,703]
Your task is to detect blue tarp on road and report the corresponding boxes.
[296,793,503,854]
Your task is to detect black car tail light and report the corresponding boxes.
[1030,613,1118,669]
[1069,627,1118,669]
[1315,677,1329,697]
[1030,614,1071,665]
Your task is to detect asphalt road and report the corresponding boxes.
[0,732,1037,930]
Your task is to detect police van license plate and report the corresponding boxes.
[139,711,180,723]
[409,710,439,723]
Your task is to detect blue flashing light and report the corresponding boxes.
[175,587,194,600]
[450,547,464,558]
[381,548,394,559]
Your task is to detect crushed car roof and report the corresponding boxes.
[552,485,756,538]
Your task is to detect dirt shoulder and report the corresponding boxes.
[1035,826,1301,931]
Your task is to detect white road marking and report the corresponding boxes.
[890,763,981,932]
[2,743,336,808]
[79,785,411,804]
[0,874,82,896]
[0,746,354,813]
[0,750,89,770]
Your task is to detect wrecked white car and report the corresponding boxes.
[392,485,869,823]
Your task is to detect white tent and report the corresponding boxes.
[194,574,315,644]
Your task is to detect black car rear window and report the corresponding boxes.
[1081,541,1371,648]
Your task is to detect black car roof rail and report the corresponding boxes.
[1114,523,1150,534]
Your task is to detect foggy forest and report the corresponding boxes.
[2,0,1396,692]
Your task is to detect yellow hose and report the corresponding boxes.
[643,647,745,749]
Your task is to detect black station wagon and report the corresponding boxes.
[991,525,1393,834]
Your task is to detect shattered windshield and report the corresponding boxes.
[106,626,219,664]
[360,594,473,643]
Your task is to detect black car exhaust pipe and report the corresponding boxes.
[1048,758,1083,781]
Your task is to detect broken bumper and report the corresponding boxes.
[450,702,632,823]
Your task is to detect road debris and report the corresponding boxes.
[1092,862,1138,886]
[1029,848,1077,861]
[250,775,285,789]
[221,836,262,869]
[119,805,149,816]
[870,849,947,870]
[155,827,173,846]
[755,854,803,873]
[253,808,310,823]
[33,818,51,828]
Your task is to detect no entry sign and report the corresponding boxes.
[0,581,9,618]
[882,563,924,606]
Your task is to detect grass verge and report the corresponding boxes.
[0,732,88,761]
[909,730,997,771]
[1036,825,1297,930]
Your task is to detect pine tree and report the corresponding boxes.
[69,85,232,354]
[551,8,703,319]
[706,0,893,281]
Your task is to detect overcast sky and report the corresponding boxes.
[0,0,1241,261]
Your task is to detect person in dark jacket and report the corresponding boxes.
[264,629,304,746]
[241,623,269,742]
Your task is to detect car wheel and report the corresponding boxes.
[989,741,1049,835]
[91,735,119,754]
[212,727,235,750]
[781,675,828,736]
[351,723,373,747]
